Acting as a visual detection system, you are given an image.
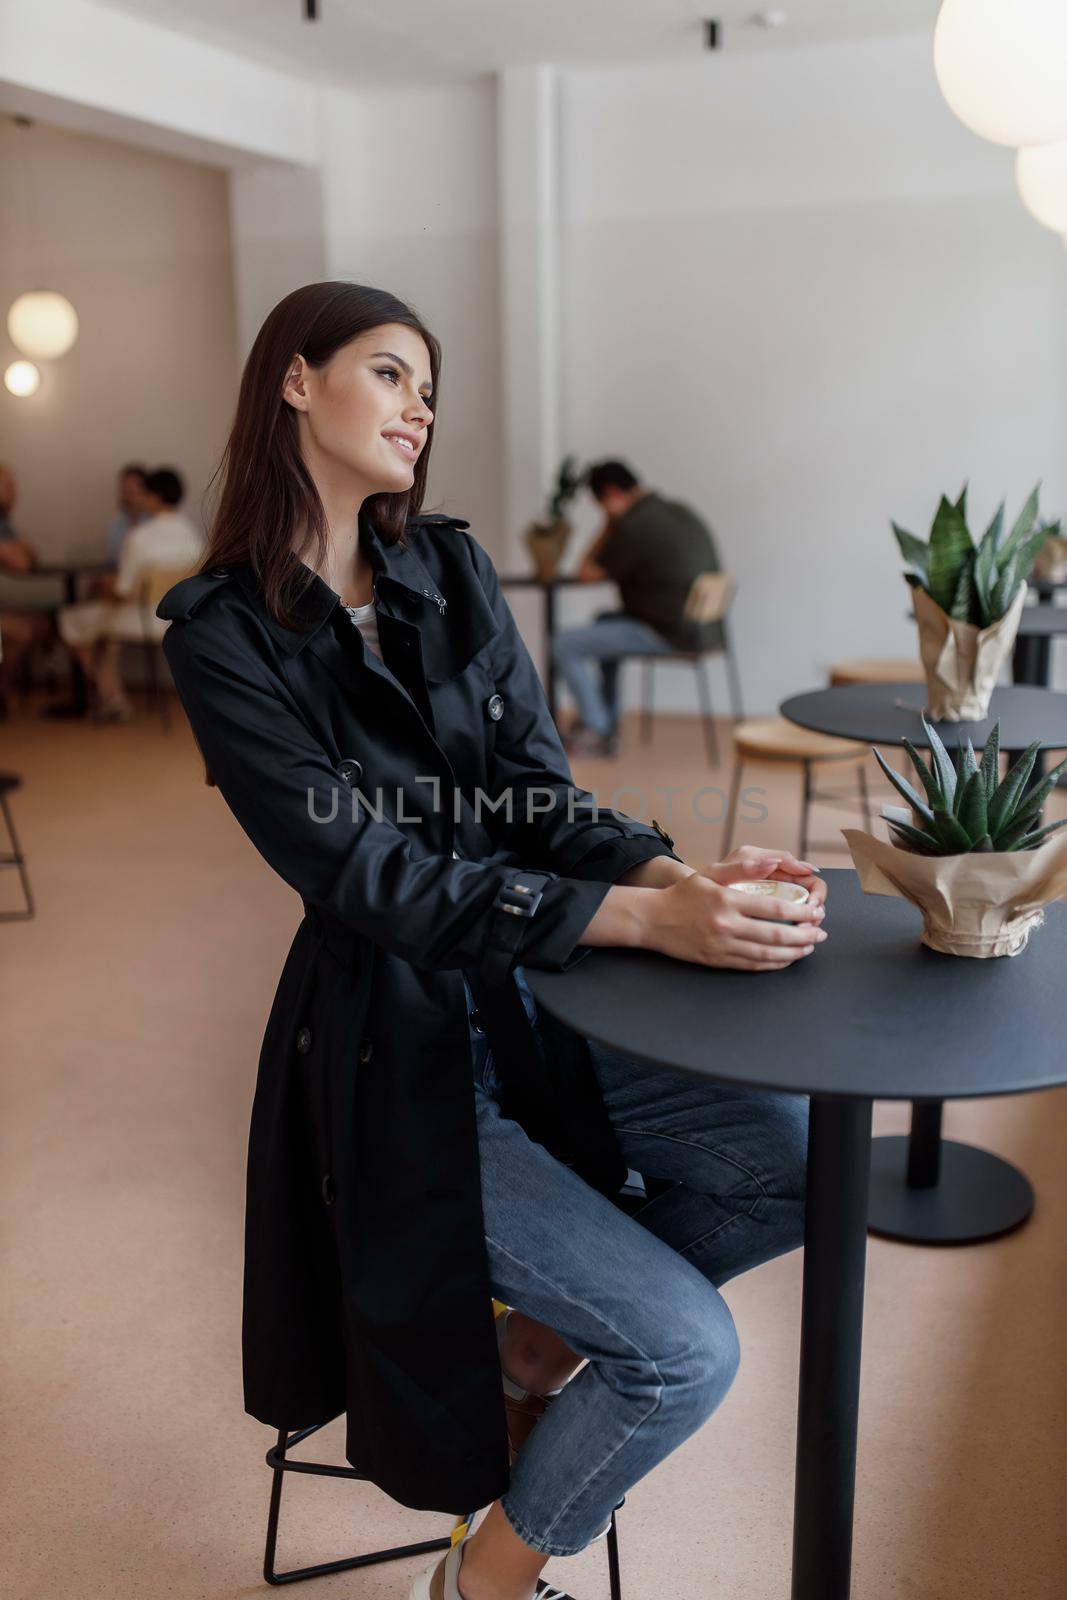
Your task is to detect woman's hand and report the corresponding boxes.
[703,845,827,911]
[640,870,827,971]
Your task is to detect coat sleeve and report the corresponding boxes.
[161,607,613,982]
[463,533,683,883]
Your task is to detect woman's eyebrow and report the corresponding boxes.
[370,351,433,393]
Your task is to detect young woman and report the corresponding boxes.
[157,282,827,1600]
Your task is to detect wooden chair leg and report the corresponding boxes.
[640,658,654,744]
[693,655,719,765]
[0,791,35,920]
[723,756,744,854]
[857,760,872,831]
[722,624,744,722]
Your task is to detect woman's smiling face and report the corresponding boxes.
[284,322,434,498]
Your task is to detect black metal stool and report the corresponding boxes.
[0,773,34,920]
[263,1417,625,1598]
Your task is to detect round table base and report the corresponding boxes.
[867,1136,1034,1244]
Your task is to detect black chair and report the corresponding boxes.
[263,1423,624,1599]
[0,772,34,920]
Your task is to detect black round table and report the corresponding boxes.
[526,871,1067,1600]
[779,682,1067,1246]
[1014,602,1067,687]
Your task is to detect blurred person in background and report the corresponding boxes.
[104,463,151,564]
[553,460,723,756]
[55,466,202,723]
[0,463,54,690]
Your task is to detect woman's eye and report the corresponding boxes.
[376,367,400,384]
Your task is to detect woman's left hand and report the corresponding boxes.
[704,846,827,909]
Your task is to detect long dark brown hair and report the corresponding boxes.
[199,281,442,629]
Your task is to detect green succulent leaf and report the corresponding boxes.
[957,771,988,840]
[1006,817,1067,852]
[970,833,995,852]
[978,723,1000,800]
[988,741,1041,836]
[923,717,957,809]
[872,746,936,825]
[1014,523,1054,588]
[973,505,1003,626]
[949,558,976,623]
[933,807,974,854]
[893,523,930,585]
[990,551,1019,621]
[887,818,943,855]
[901,738,945,809]
[997,483,1041,570]
[1011,755,1067,829]
[927,496,974,615]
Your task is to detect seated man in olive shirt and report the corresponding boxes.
[554,459,723,755]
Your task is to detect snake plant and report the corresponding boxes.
[893,485,1047,628]
[544,456,585,523]
[874,717,1067,855]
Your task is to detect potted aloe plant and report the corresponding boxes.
[844,717,1067,958]
[894,485,1047,720]
[1031,517,1067,585]
[523,455,585,582]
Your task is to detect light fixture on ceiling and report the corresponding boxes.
[704,19,721,50]
[5,360,41,398]
[933,0,1067,148]
[6,117,80,364]
[304,0,318,18]
[1015,141,1067,234]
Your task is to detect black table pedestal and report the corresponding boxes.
[792,1096,872,1600]
[867,1099,1034,1244]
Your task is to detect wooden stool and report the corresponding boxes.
[723,718,871,859]
[829,658,925,687]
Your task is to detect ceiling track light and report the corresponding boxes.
[704,18,721,50]
[304,0,318,19]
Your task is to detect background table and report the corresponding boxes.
[499,573,597,723]
[1013,601,1067,687]
[527,872,1067,1600]
[780,681,1067,1245]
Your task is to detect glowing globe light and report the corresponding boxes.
[7,290,79,360]
[934,0,1067,148]
[1016,141,1067,233]
[5,360,41,397]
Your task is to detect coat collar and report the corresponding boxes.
[233,515,451,659]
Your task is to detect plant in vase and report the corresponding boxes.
[523,455,585,581]
[1031,517,1067,585]
[893,484,1046,720]
[844,716,1067,958]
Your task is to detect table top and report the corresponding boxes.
[2,560,113,578]
[498,573,591,588]
[781,683,1067,752]
[526,871,1067,1102]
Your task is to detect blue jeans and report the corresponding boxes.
[551,615,673,737]
[463,969,808,1556]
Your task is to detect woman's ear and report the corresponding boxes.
[281,354,309,413]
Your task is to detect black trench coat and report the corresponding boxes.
[157,512,679,1513]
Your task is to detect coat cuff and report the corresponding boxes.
[563,835,681,885]
[484,876,612,982]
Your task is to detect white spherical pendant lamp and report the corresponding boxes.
[5,360,41,398]
[7,290,79,360]
[934,0,1067,148]
[1016,141,1067,233]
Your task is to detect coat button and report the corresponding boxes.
[296,1025,312,1055]
[321,1173,335,1206]
[338,757,364,786]
[359,1038,373,1064]
[469,1010,484,1034]
[487,693,504,721]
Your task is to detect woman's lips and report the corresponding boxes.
[383,433,418,460]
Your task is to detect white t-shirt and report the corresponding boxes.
[341,599,382,660]
[114,510,204,601]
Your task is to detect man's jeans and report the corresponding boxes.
[463,970,808,1556]
[551,614,673,737]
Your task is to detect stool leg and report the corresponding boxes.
[640,659,654,744]
[723,757,744,854]
[0,792,34,920]
[856,761,872,832]
[263,1427,288,1584]
[694,656,719,765]
[606,1508,624,1600]
[799,761,813,861]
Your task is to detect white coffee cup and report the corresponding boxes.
[726,879,810,906]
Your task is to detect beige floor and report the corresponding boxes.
[2,696,1065,1600]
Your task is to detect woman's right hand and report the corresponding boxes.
[643,870,826,971]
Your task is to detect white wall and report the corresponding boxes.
[558,34,1067,712]
[0,119,238,562]
[317,80,505,557]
